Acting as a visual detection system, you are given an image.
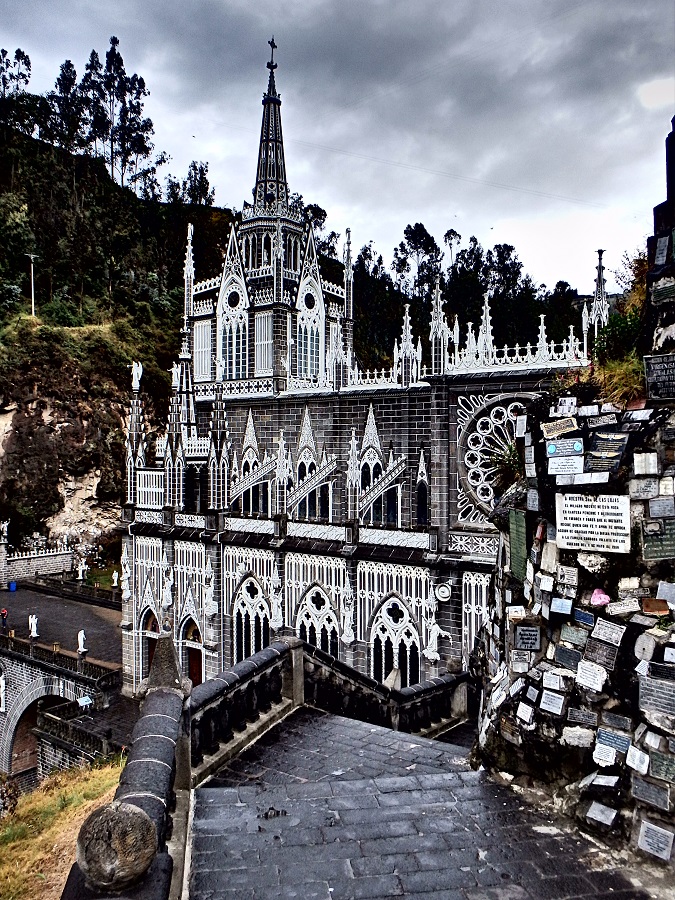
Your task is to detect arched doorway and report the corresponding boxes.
[296,588,339,658]
[370,597,420,688]
[182,618,203,687]
[141,608,160,677]
[233,578,271,664]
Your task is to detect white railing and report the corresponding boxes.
[175,513,206,528]
[136,469,164,510]
[193,277,220,295]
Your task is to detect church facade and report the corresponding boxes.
[120,43,589,695]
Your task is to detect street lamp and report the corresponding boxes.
[25,253,38,317]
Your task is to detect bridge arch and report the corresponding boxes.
[0,674,84,773]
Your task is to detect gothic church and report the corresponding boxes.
[120,42,587,694]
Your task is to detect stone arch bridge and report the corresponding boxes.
[0,633,121,784]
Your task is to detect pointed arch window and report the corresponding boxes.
[233,578,271,663]
[220,288,248,381]
[370,598,420,688]
[296,589,339,657]
[255,311,273,374]
[297,291,322,380]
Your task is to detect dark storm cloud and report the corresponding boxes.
[3,0,674,288]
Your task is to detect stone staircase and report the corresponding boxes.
[187,708,656,900]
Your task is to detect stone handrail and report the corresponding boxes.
[302,643,474,734]
[35,706,116,759]
[189,638,303,784]
[0,633,121,688]
[26,575,123,610]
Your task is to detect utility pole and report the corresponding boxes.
[25,253,38,317]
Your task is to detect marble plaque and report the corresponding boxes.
[515,625,541,651]
[649,662,675,681]
[578,405,600,417]
[555,644,582,671]
[516,701,534,724]
[627,744,650,775]
[551,596,573,615]
[509,677,526,696]
[584,638,619,670]
[568,707,598,726]
[587,801,617,825]
[637,820,674,861]
[546,438,584,457]
[524,445,535,464]
[606,599,641,617]
[649,750,675,784]
[542,418,578,440]
[561,624,589,648]
[634,453,659,476]
[602,711,632,731]
[649,496,675,518]
[592,619,626,646]
[587,414,618,429]
[574,608,595,628]
[526,685,539,703]
[540,690,565,715]
[597,728,631,754]
[665,647,675,663]
[631,775,670,811]
[555,493,630,554]
[543,671,562,690]
[577,659,608,691]
[656,581,675,603]
[539,574,554,592]
[557,564,579,587]
[645,353,675,401]
[527,488,540,511]
[593,743,617,767]
[515,414,527,437]
[630,478,659,500]
[639,676,675,716]
[549,456,584,475]
[510,650,531,673]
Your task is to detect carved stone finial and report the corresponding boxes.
[77,801,157,891]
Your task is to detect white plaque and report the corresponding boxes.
[592,619,626,646]
[510,650,530,673]
[539,574,554,593]
[593,743,616,767]
[587,801,617,825]
[549,456,584,475]
[637,820,674,861]
[515,415,527,437]
[555,494,630,554]
[524,445,535,464]
[526,686,539,702]
[626,744,649,775]
[655,236,669,265]
[630,478,659,499]
[525,463,536,478]
[606,599,640,616]
[644,730,662,749]
[635,659,650,676]
[665,647,675,663]
[516,701,534,724]
[509,677,525,696]
[557,564,578,587]
[634,453,659,476]
[576,659,608,691]
[649,496,675,518]
[540,690,565,715]
[551,596,573,615]
[561,726,594,747]
[543,672,562,690]
[660,475,675,495]
[635,633,656,661]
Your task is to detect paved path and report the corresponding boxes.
[190,709,665,900]
[1,587,121,663]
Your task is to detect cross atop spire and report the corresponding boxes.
[251,38,289,215]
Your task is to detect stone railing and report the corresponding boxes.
[26,575,122,610]
[189,639,302,785]
[302,643,474,735]
[35,700,118,760]
[0,633,121,689]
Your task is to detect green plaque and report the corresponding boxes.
[509,509,527,582]
[643,519,675,561]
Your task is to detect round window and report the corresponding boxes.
[304,293,315,310]
[228,291,240,309]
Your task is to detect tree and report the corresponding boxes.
[392,223,442,299]
[354,242,406,369]
[79,50,107,156]
[46,60,86,152]
[443,228,461,264]
[182,161,215,205]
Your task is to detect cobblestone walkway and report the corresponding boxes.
[190,709,664,899]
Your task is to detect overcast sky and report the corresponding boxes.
[4,1,675,294]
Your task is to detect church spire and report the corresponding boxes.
[252,37,289,216]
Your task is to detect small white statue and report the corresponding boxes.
[161,566,174,611]
[214,357,226,382]
[111,570,119,588]
[423,619,453,663]
[77,559,88,581]
[0,521,8,541]
[131,360,143,392]
[270,572,283,632]
[340,591,355,646]
[171,362,180,390]
[77,629,86,653]
[28,614,38,638]
[203,566,217,619]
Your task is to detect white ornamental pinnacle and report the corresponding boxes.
[270,569,283,631]
[340,575,355,645]
[347,428,360,487]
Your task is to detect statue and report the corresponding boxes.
[203,563,217,619]
[111,570,119,588]
[28,614,38,638]
[270,571,283,632]
[77,629,86,653]
[0,521,8,541]
[171,362,180,390]
[214,357,226,382]
[131,360,143,392]
[340,588,355,646]
[76,559,88,581]
[120,554,131,602]
[423,619,453,663]
[161,565,174,611]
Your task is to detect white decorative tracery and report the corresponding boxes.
[462,571,491,667]
[296,587,339,657]
[233,577,271,663]
[370,596,420,688]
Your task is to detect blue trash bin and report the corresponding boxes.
[8,581,16,592]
